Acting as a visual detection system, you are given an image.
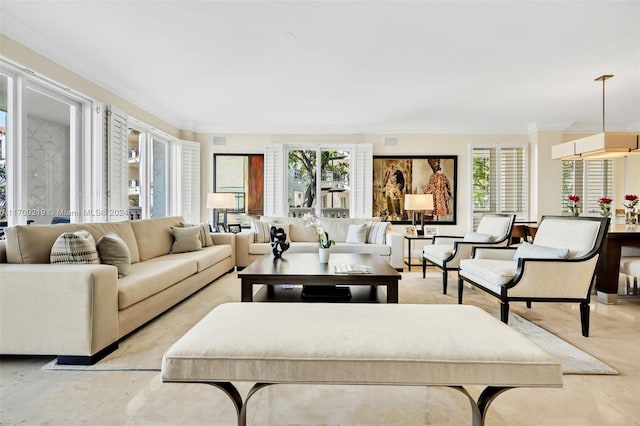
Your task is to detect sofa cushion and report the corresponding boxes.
[460,259,518,286]
[50,230,100,265]
[4,221,140,264]
[289,221,318,242]
[423,244,454,266]
[171,226,203,253]
[149,245,232,273]
[248,242,319,255]
[131,216,184,261]
[97,233,131,277]
[533,218,601,258]
[118,259,197,309]
[345,223,368,244]
[331,242,391,256]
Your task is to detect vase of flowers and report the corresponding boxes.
[623,194,638,226]
[598,197,613,218]
[302,213,335,263]
[568,194,580,217]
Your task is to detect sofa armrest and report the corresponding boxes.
[235,230,256,268]
[386,231,404,269]
[211,232,236,266]
[0,264,119,356]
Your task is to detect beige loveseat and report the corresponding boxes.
[235,216,403,270]
[0,216,235,364]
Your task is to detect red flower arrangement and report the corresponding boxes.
[568,194,580,216]
[623,194,639,209]
[598,197,613,217]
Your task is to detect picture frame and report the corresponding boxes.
[227,224,242,234]
[405,226,417,237]
[423,226,439,237]
[373,155,457,225]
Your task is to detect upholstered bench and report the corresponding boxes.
[161,303,562,426]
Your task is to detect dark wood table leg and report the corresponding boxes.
[387,280,399,303]
[241,279,253,302]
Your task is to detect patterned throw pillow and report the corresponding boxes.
[367,222,390,245]
[251,220,272,243]
[50,230,100,264]
[97,233,131,277]
[170,226,203,253]
[180,223,214,247]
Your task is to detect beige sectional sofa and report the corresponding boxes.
[0,216,235,364]
[235,216,403,270]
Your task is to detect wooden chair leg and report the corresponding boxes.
[457,278,464,304]
[500,301,510,324]
[526,301,532,309]
[580,302,590,337]
[442,270,448,294]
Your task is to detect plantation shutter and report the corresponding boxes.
[561,160,613,215]
[106,105,129,221]
[263,144,285,217]
[178,140,200,224]
[471,144,528,229]
[351,143,373,218]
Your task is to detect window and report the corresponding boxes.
[561,159,613,215]
[471,145,528,228]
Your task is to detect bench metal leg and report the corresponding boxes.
[196,382,513,426]
[450,385,513,426]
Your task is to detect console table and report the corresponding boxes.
[595,224,640,304]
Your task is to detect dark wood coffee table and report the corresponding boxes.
[238,253,401,303]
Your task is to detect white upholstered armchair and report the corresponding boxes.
[422,214,515,294]
[457,216,609,337]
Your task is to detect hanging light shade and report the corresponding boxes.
[552,75,640,160]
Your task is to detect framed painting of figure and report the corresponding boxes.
[372,155,457,225]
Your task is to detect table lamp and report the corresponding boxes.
[207,193,236,232]
[404,194,434,234]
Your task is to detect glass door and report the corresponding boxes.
[150,136,168,218]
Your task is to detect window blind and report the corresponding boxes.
[561,159,614,215]
[471,145,528,229]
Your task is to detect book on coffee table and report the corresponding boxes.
[334,264,374,274]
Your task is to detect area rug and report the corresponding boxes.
[42,270,618,375]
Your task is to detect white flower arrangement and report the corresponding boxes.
[302,213,335,249]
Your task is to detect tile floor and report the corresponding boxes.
[1,272,640,425]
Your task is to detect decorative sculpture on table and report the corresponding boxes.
[270,226,290,258]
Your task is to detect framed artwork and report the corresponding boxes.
[423,226,439,237]
[214,154,264,216]
[372,155,457,225]
[405,226,417,237]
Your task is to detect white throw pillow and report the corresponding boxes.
[367,222,390,245]
[251,220,271,243]
[345,223,368,244]
[463,232,493,242]
[513,242,569,261]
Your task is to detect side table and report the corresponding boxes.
[404,235,433,271]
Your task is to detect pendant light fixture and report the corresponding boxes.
[551,74,639,160]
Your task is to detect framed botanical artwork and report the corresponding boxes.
[372,155,457,225]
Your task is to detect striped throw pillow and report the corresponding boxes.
[251,220,272,243]
[50,230,100,264]
[367,221,390,245]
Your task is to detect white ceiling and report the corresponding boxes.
[1,1,639,134]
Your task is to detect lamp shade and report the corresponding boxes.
[207,193,236,209]
[404,194,434,211]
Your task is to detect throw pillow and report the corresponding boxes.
[463,232,493,242]
[50,230,100,264]
[513,242,570,261]
[251,220,272,243]
[367,221,390,245]
[170,226,203,253]
[96,233,131,277]
[345,223,368,244]
[180,222,214,247]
